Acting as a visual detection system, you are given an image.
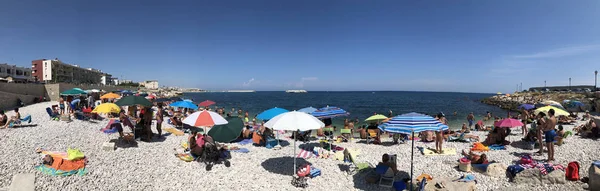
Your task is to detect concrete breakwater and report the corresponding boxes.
[481,92,600,112]
[0,83,136,110]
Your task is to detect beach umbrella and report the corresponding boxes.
[541,100,561,106]
[297,107,317,114]
[494,118,524,128]
[183,110,228,127]
[563,100,584,108]
[121,90,133,94]
[311,106,350,119]
[92,103,121,113]
[517,104,535,110]
[115,96,153,107]
[145,95,156,100]
[170,101,199,110]
[198,100,216,107]
[208,117,244,143]
[264,111,325,176]
[183,99,194,103]
[365,114,388,122]
[100,93,121,99]
[60,88,87,96]
[257,107,289,121]
[170,97,183,101]
[378,112,449,190]
[534,106,570,116]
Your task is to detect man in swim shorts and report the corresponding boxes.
[542,109,557,162]
[467,112,475,130]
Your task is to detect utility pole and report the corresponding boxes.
[569,78,571,91]
[595,70,598,91]
[544,80,547,88]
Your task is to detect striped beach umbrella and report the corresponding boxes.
[378,112,448,190]
[311,106,349,119]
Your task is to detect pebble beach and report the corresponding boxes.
[0,102,598,191]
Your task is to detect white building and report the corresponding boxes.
[112,78,119,85]
[0,63,33,83]
[37,58,104,84]
[141,80,159,89]
[100,73,113,85]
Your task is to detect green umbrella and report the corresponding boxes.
[208,117,244,143]
[365,114,388,121]
[60,88,88,96]
[115,95,153,107]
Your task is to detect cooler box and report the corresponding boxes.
[266,138,278,148]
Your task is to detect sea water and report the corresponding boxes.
[182,91,507,129]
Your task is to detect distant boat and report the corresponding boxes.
[286,90,307,93]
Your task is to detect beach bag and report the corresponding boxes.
[566,161,580,181]
[459,158,472,172]
[67,148,85,161]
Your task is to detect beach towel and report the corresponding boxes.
[420,147,456,156]
[164,127,184,136]
[238,139,253,145]
[176,153,195,162]
[230,148,250,153]
[472,162,496,172]
[455,174,476,183]
[36,164,87,176]
[67,148,85,161]
[471,142,489,152]
[297,149,314,159]
[488,144,506,150]
[310,166,321,178]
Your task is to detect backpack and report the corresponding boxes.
[566,161,580,181]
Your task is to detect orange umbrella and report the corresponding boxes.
[100,93,120,99]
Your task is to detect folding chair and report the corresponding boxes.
[379,154,397,188]
[340,128,352,142]
[367,129,378,144]
[344,148,374,175]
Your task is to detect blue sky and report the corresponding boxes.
[1,0,599,93]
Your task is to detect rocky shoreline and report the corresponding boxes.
[481,92,599,112]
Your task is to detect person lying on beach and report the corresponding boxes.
[0,111,7,127]
[378,154,399,174]
[574,119,596,137]
[1,108,21,129]
[41,154,86,171]
[482,127,507,146]
[583,111,591,121]
[461,150,488,164]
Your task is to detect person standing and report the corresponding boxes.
[521,108,529,138]
[467,112,475,130]
[535,112,546,156]
[542,109,557,162]
[156,105,164,137]
[435,113,447,154]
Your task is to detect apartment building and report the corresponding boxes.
[0,63,34,83]
[141,80,159,89]
[31,58,108,84]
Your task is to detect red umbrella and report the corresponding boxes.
[198,100,216,107]
[494,118,524,128]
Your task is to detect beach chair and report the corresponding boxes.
[345,148,374,175]
[321,127,334,150]
[366,129,378,144]
[340,129,352,142]
[45,107,59,121]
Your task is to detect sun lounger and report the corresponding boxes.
[345,148,374,175]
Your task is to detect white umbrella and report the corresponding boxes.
[264,111,324,176]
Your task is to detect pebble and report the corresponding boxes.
[0,102,597,190]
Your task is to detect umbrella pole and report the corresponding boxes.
[410,131,414,191]
[293,130,297,176]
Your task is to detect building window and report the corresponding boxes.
[7,69,11,74]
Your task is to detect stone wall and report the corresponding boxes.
[45,83,137,101]
[0,82,47,99]
[0,91,39,111]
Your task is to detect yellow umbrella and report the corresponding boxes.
[92,103,121,113]
[100,93,121,99]
[365,114,388,121]
[534,106,569,116]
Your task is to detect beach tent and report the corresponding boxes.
[264,111,324,176]
[378,112,448,190]
[208,117,244,143]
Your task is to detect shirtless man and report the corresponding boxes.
[542,109,558,162]
[521,108,529,138]
[467,112,475,130]
[535,112,546,155]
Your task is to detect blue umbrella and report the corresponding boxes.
[378,112,448,191]
[257,107,289,121]
[311,106,349,119]
[298,107,317,114]
[518,104,535,110]
[170,101,199,110]
[121,90,133,95]
[563,100,584,108]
